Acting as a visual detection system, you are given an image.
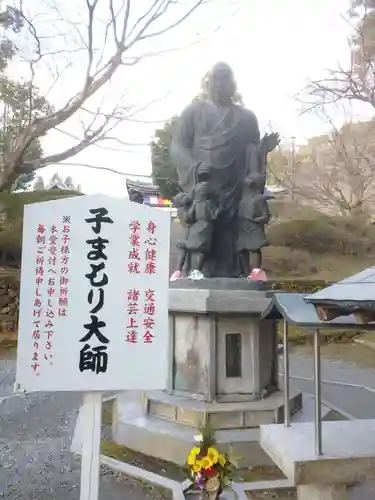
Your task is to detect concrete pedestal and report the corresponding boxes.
[260,420,375,499]
[113,279,302,466]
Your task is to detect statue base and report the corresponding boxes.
[112,389,302,467]
[112,279,302,466]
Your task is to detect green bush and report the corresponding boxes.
[269,279,331,294]
[0,190,82,265]
[267,215,375,255]
[263,246,318,277]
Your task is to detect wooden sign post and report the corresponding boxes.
[15,194,170,500]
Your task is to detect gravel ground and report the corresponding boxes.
[0,359,168,500]
[2,347,375,500]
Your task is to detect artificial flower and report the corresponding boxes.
[195,474,205,490]
[201,467,217,478]
[188,447,201,465]
[199,456,212,469]
[218,454,227,466]
[191,462,202,473]
[207,447,219,465]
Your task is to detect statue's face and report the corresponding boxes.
[208,64,235,105]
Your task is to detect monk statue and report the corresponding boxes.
[170,62,279,279]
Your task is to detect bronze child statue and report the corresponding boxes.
[170,166,217,281]
[237,132,279,281]
[170,192,193,281]
[237,172,271,280]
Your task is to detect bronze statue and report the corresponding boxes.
[237,133,279,280]
[171,166,218,281]
[237,172,271,278]
[170,61,279,280]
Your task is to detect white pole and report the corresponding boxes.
[313,330,323,456]
[80,392,102,500]
[283,320,290,426]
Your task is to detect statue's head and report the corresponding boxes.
[173,192,192,207]
[208,62,236,106]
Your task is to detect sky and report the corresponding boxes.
[7,0,375,196]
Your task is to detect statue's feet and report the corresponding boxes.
[248,268,267,282]
[170,270,185,282]
[188,269,205,281]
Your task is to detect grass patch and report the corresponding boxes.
[276,322,360,344]
[101,440,186,482]
[357,332,375,344]
[100,398,186,484]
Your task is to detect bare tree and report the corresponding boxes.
[301,0,375,111]
[0,0,208,190]
[270,121,375,218]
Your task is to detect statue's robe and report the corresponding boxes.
[170,100,260,277]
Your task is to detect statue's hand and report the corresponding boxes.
[264,132,280,153]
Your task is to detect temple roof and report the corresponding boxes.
[262,292,375,330]
[304,266,375,323]
[125,178,160,196]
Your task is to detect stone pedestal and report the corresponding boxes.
[113,279,302,466]
[260,420,375,499]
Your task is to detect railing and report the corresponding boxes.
[283,320,323,455]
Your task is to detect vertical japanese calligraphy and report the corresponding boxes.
[32,224,46,374]
[144,220,157,275]
[44,223,59,365]
[128,220,141,274]
[126,288,139,343]
[81,207,113,374]
[59,216,71,318]
[143,289,155,344]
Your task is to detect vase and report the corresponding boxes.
[206,491,220,500]
[203,477,222,499]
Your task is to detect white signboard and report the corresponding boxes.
[16,194,170,393]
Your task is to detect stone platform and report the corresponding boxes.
[260,420,375,499]
[113,279,303,467]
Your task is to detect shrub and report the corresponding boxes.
[263,246,318,277]
[0,190,82,265]
[267,215,375,255]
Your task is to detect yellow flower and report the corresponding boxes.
[191,462,202,473]
[207,447,219,465]
[218,454,227,466]
[188,447,201,465]
[200,456,213,469]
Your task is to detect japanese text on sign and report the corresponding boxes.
[81,207,114,374]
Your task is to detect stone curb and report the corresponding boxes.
[100,454,185,499]
[98,452,295,500]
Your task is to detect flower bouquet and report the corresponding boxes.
[186,425,239,499]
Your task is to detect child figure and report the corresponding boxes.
[237,172,271,280]
[170,166,217,282]
[170,192,193,281]
[185,178,217,280]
